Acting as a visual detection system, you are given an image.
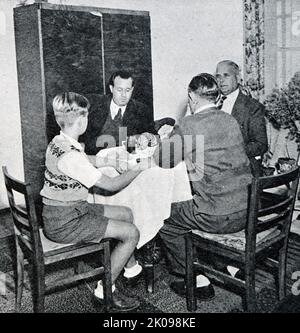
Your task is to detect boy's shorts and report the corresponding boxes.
[42,201,109,244]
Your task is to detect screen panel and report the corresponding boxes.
[103,13,153,116]
[41,9,104,142]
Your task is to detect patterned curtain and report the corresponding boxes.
[243,0,265,101]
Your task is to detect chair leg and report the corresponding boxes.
[140,240,157,293]
[15,240,24,312]
[74,260,85,274]
[33,261,45,313]
[102,241,113,312]
[244,262,257,313]
[186,234,196,312]
[74,260,86,291]
[278,245,288,300]
[144,264,154,293]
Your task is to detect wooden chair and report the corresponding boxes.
[2,166,113,313]
[185,167,300,312]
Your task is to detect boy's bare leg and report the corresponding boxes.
[102,219,139,283]
[103,205,138,269]
[104,205,133,222]
[95,219,140,311]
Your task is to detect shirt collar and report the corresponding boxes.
[224,88,239,103]
[110,99,127,117]
[60,131,84,151]
[194,103,216,115]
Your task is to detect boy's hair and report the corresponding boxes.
[188,73,220,103]
[53,92,90,129]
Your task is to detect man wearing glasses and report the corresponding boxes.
[215,60,268,177]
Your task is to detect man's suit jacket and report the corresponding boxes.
[231,91,268,177]
[79,94,156,155]
[153,107,253,217]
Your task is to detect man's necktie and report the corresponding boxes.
[114,108,122,123]
[217,95,227,110]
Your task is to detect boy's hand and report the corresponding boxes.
[114,150,131,173]
[115,160,129,174]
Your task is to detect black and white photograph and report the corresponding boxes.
[1,0,300,316]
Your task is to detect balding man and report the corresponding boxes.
[215,60,268,177]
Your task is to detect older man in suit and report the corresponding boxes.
[153,73,252,301]
[215,60,268,177]
[80,70,156,155]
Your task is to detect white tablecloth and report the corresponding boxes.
[88,161,192,249]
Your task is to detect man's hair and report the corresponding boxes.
[109,70,135,87]
[52,92,90,129]
[217,60,240,76]
[188,73,220,102]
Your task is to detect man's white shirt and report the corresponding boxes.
[221,88,239,115]
[110,99,126,119]
[194,103,216,115]
[221,89,262,160]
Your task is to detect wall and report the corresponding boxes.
[58,0,244,119]
[0,0,244,208]
[0,0,24,208]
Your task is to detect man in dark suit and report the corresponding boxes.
[153,73,253,301]
[80,70,156,155]
[215,60,268,177]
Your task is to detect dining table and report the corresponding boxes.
[88,146,193,249]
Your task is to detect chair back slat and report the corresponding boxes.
[246,167,300,253]
[12,210,31,237]
[256,210,291,233]
[2,166,43,257]
[258,196,293,217]
[5,188,31,234]
[259,167,299,189]
[13,204,29,220]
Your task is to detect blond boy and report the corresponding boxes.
[41,92,148,312]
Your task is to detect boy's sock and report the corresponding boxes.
[196,274,211,287]
[227,265,240,277]
[94,280,116,299]
[123,261,143,279]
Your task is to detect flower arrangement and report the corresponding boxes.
[264,71,300,144]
